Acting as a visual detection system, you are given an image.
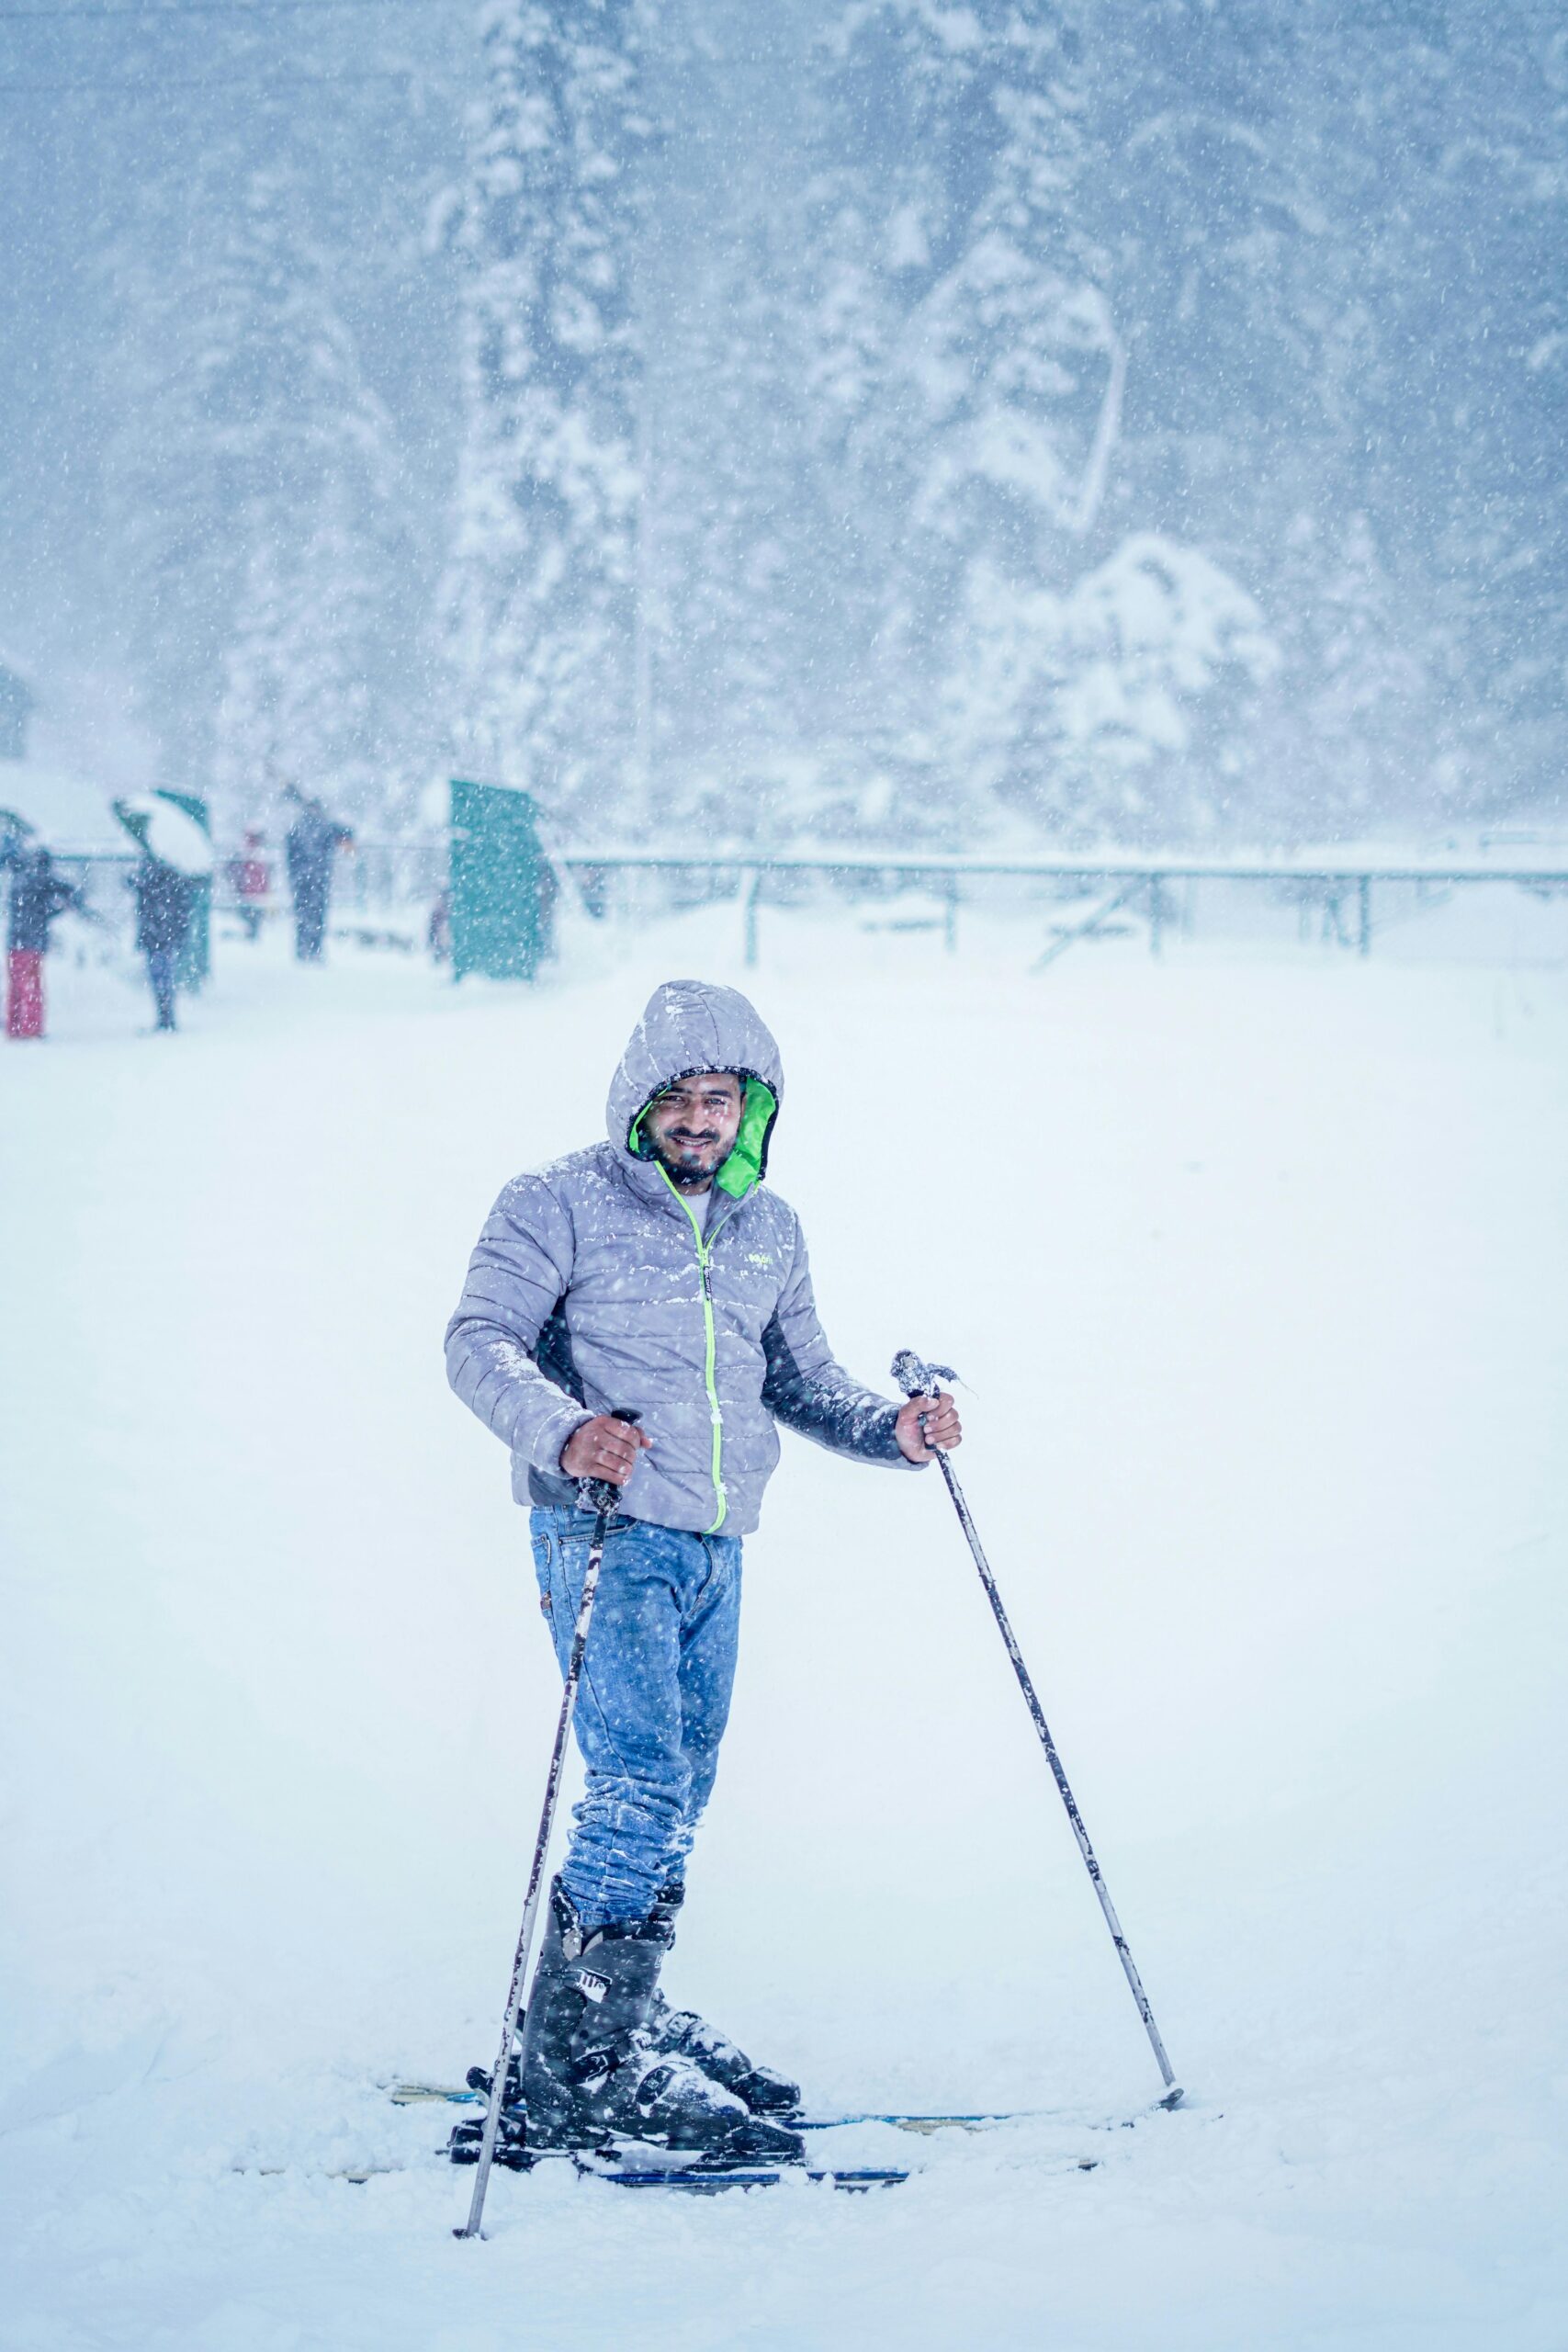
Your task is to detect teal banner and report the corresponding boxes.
[450,779,551,982]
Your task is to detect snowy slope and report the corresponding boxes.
[2,911,1564,2350]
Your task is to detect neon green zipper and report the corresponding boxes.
[661,1168,728,1532]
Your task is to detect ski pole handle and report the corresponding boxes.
[575,1407,643,1516]
[892,1349,957,1448]
[891,1349,956,1402]
[893,1354,959,1458]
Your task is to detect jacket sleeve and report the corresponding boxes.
[761,1212,917,1468]
[445,1178,595,1477]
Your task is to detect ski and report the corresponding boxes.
[389,2079,493,2104]
[233,2163,406,2185]
[395,2081,1042,2139]
[802,2089,1184,2132]
[239,2085,1185,2195]
[389,2079,1173,2133]
[446,2122,907,2192]
[570,2159,907,2194]
[237,2153,908,2193]
[441,2098,1105,2184]
[797,2110,1021,2134]
[392,2081,1026,2129]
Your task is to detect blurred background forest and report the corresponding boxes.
[1,0,1563,851]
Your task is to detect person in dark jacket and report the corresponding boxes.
[5,841,82,1040]
[129,854,197,1033]
[284,796,353,962]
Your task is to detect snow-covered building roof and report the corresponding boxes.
[0,756,127,856]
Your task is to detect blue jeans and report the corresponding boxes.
[146,948,177,1030]
[530,1505,742,1932]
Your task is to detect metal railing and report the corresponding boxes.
[48,840,1568,970]
[545,847,1568,966]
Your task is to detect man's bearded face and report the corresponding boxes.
[644,1072,743,1188]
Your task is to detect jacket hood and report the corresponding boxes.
[606,979,784,1203]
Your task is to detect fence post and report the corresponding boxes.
[1358,875,1371,956]
[944,870,958,954]
[743,866,761,967]
[1148,873,1165,959]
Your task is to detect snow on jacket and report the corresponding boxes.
[130,858,196,956]
[445,978,915,1536]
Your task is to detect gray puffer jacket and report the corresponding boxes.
[445,978,914,1535]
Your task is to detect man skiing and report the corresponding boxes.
[446,978,961,2164]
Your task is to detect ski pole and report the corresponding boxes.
[891,1351,1181,2108]
[456,1408,643,2240]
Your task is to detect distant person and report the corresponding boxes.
[536,856,560,966]
[4,840,83,1041]
[284,793,353,963]
[230,828,271,940]
[129,853,197,1034]
[427,884,452,966]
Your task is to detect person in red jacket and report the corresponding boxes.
[231,829,270,941]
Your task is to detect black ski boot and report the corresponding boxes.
[640,1880,803,2116]
[516,1880,803,2164]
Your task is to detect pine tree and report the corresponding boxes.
[810,2,1184,838]
[637,0,852,838]
[647,215,819,804]
[13,0,1563,851]
[105,137,421,835]
[440,0,649,835]
[1080,0,1568,835]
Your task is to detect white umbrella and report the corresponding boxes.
[113,795,215,876]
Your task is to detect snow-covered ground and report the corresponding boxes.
[3,904,1565,2350]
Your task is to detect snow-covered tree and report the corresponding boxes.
[636,3,852,836]
[104,130,424,835]
[215,469,406,825]
[8,0,1565,849]
[807,0,1111,766]
[440,0,649,834]
[811,1,1277,842]
[1080,0,1568,834]
[643,209,825,818]
[941,535,1277,842]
